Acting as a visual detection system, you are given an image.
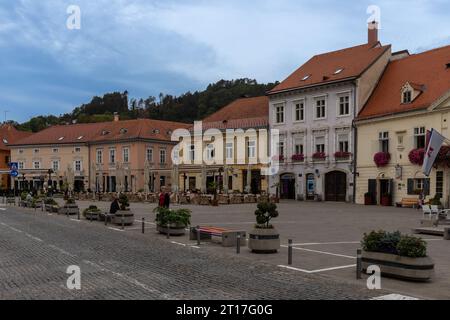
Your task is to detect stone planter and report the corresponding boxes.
[45,204,54,212]
[157,224,187,236]
[84,210,100,221]
[362,251,434,282]
[248,228,280,253]
[59,205,79,215]
[113,210,134,226]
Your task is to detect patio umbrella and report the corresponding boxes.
[144,160,150,195]
[90,163,97,192]
[201,164,207,194]
[116,162,124,193]
[66,164,74,194]
[246,163,252,193]
[171,164,179,193]
[223,165,229,194]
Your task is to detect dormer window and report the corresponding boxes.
[334,68,344,75]
[58,137,64,141]
[153,129,160,134]
[77,136,84,140]
[403,90,412,104]
[2,138,8,144]
[102,130,110,136]
[119,128,128,134]
[301,75,311,81]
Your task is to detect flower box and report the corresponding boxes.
[334,151,352,160]
[291,154,305,162]
[408,149,425,166]
[373,152,391,167]
[312,152,326,161]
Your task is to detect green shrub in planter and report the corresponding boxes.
[44,198,58,206]
[65,198,76,205]
[82,205,101,217]
[430,194,442,206]
[119,193,130,210]
[20,192,28,201]
[397,235,427,258]
[254,201,279,229]
[154,207,191,227]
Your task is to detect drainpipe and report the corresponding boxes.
[352,83,358,204]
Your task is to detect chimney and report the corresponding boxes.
[368,21,379,45]
[114,112,119,122]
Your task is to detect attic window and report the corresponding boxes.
[120,128,128,134]
[2,138,7,144]
[77,136,84,140]
[167,130,172,135]
[102,130,110,136]
[334,68,344,75]
[403,90,412,104]
[301,75,311,81]
[446,63,450,69]
[58,137,64,141]
[153,129,160,134]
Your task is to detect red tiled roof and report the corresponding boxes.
[0,124,33,151]
[10,119,190,146]
[202,96,269,123]
[269,43,391,94]
[358,45,450,120]
[197,117,268,131]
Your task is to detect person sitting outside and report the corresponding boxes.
[159,188,165,208]
[110,196,120,214]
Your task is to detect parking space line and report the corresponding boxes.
[290,241,360,246]
[108,227,124,232]
[281,245,355,259]
[171,241,187,247]
[278,265,312,273]
[134,220,155,225]
[278,264,356,274]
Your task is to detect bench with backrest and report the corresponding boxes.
[190,226,246,247]
[399,197,419,208]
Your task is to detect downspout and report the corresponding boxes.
[352,82,358,204]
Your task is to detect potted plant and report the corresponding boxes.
[44,198,58,212]
[361,230,434,281]
[408,149,425,166]
[312,152,326,161]
[20,192,28,207]
[83,205,101,221]
[59,198,79,215]
[248,202,280,253]
[291,154,304,162]
[364,192,373,205]
[113,194,134,226]
[334,151,352,160]
[380,193,391,206]
[373,152,391,167]
[209,182,219,206]
[154,207,191,236]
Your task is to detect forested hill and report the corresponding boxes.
[16,78,278,132]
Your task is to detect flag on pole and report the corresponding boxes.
[422,129,446,176]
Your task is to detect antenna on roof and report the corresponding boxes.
[3,110,9,123]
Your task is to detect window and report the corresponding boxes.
[19,149,24,154]
[338,134,349,152]
[226,143,233,160]
[109,149,116,164]
[18,162,24,170]
[414,127,426,149]
[74,147,81,153]
[160,149,166,164]
[294,102,304,121]
[52,161,60,171]
[247,140,256,158]
[34,161,41,169]
[146,148,153,162]
[206,144,215,161]
[52,148,59,153]
[436,171,444,198]
[34,149,40,154]
[189,145,195,161]
[301,75,310,81]
[334,68,344,75]
[96,150,103,164]
[379,132,389,153]
[315,98,326,119]
[315,136,325,153]
[338,95,350,116]
[123,148,129,163]
[294,139,304,155]
[75,160,82,172]
[275,105,284,124]
[278,141,285,157]
[407,178,430,195]
[403,90,412,103]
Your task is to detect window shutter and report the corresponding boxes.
[407,179,414,195]
[424,178,431,196]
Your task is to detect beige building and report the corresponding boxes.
[355,45,450,206]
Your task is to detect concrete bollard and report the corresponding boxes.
[121,215,125,230]
[166,224,170,239]
[78,210,80,221]
[142,218,145,234]
[444,227,450,240]
[236,233,241,254]
[104,213,108,226]
[356,249,362,279]
[288,239,293,265]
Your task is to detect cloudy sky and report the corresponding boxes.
[0,0,449,122]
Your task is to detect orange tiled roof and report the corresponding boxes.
[10,119,190,146]
[269,43,391,94]
[358,45,450,120]
[202,96,269,123]
[0,124,33,151]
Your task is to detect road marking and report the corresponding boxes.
[371,294,419,300]
[290,241,360,246]
[190,246,200,249]
[70,219,81,222]
[25,233,43,242]
[0,208,6,211]
[281,245,355,259]
[278,264,356,274]
[171,241,186,247]
[134,220,155,225]
[108,227,124,232]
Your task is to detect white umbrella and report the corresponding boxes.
[90,162,97,192]
[201,165,207,194]
[116,162,124,193]
[245,163,252,193]
[144,160,150,194]
[223,165,229,194]
[67,164,74,193]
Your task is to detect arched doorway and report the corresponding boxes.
[305,173,315,200]
[325,171,347,202]
[280,173,296,199]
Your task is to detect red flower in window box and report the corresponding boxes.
[373,152,391,167]
[272,155,285,161]
[312,152,326,160]
[334,151,352,159]
[408,148,425,166]
[291,154,305,162]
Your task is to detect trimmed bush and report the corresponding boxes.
[362,230,428,258]
[397,236,427,258]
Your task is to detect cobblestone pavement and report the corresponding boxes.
[0,205,389,300]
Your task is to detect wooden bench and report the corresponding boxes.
[397,198,419,208]
[190,226,246,247]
